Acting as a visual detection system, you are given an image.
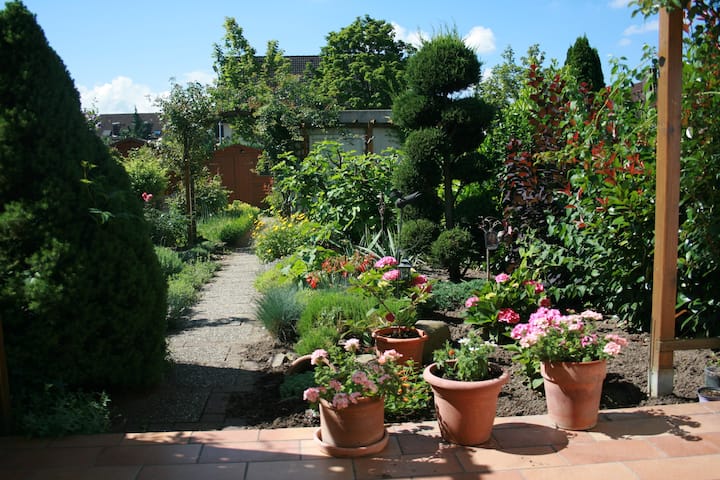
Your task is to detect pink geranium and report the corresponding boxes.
[374,256,398,268]
[382,269,400,281]
[465,296,479,308]
[495,273,511,283]
[498,308,520,324]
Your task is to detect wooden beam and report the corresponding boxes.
[649,6,684,397]
[659,337,720,352]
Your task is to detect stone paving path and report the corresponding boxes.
[114,248,275,432]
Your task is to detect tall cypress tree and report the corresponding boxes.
[0,1,167,391]
[564,35,605,91]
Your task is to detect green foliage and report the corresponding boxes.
[430,227,475,281]
[252,214,327,263]
[564,35,605,91]
[269,142,398,242]
[279,371,315,401]
[424,278,487,312]
[14,385,110,437]
[295,289,377,354]
[399,218,439,258]
[122,145,168,198]
[384,364,433,421]
[392,31,495,229]
[254,285,304,342]
[144,203,189,248]
[197,202,258,247]
[166,258,219,327]
[0,3,167,391]
[313,15,413,109]
[154,246,184,279]
[431,330,497,381]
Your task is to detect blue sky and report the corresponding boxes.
[20,0,659,114]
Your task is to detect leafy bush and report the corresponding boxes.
[122,145,168,199]
[294,289,375,354]
[199,211,256,247]
[0,4,167,391]
[253,214,327,262]
[154,246,184,279]
[399,218,438,257]
[166,258,219,327]
[431,227,476,281]
[424,278,487,312]
[144,204,188,248]
[279,371,315,401]
[14,384,110,437]
[254,286,304,342]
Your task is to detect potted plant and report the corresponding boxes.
[422,330,509,445]
[464,271,549,343]
[303,339,403,457]
[510,307,628,430]
[705,352,720,388]
[350,255,432,365]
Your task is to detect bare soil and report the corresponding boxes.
[226,315,712,429]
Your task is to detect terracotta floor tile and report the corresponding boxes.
[257,426,316,441]
[519,461,638,480]
[409,471,526,480]
[19,465,141,480]
[387,421,439,435]
[455,445,567,472]
[354,452,464,480]
[199,440,301,463]
[666,412,720,435]
[189,429,259,444]
[492,423,572,449]
[95,444,201,466]
[557,438,662,464]
[589,416,676,440]
[137,462,247,480]
[646,432,720,456]
[395,431,448,455]
[298,435,402,459]
[245,458,353,480]
[624,453,720,479]
[0,437,49,449]
[122,431,192,445]
[0,447,102,469]
[494,415,554,428]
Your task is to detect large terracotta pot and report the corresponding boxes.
[373,326,428,366]
[541,359,607,430]
[316,396,388,456]
[423,362,509,445]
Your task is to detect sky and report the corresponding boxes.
[19,0,659,114]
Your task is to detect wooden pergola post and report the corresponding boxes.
[649,5,684,397]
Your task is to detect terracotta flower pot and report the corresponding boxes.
[373,326,428,366]
[317,396,387,455]
[423,362,509,445]
[541,359,607,430]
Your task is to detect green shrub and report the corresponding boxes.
[279,371,315,401]
[144,204,188,248]
[431,227,476,281]
[295,290,375,354]
[0,4,167,391]
[399,218,439,258]
[255,286,304,342]
[425,278,487,312]
[14,384,110,437]
[253,214,326,262]
[122,145,168,198]
[154,246,184,279]
[166,259,219,327]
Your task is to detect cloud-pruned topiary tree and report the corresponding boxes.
[392,31,495,230]
[0,1,167,392]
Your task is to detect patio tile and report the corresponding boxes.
[95,444,201,466]
[557,438,662,464]
[624,453,720,479]
[645,431,720,456]
[407,472,526,480]
[199,440,302,463]
[519,462,638,480]
[48,433,124,448]
[394,431,448,455]
[245,458,353,480]
[589,415,677,440]
[122,431,192,445]
[0,446,102,469]
[455,445,567,472]
[18,465,141,480]
[299,435,402,459]
[491,422,572,449]
[258,426,316,441]
[189,429,259,444]
[354,451,464,480]
[137,462,246,480]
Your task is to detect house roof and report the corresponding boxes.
[96,113,162,139]
[254,55,320,76]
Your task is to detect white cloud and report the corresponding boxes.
[78,76,161,114]
[464,26,496,54]
[609,0,631,9]
[180,70,216,86]
[392,22,427,48]
[623,19,659,36]
[618,37,632,47]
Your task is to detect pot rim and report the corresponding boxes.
[423,361,510,390]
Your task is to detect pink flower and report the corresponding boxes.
[310,349,328,366]
[141,192,153,202]
[495,273,510,283]
[581,334,598,347]
[498,308,520,324]
[382,269,400,281]
[378,349,402,364]
[348,392,363,404]
[533,282,545,294]
[603,341,622,356]
[328,379,342,391]
[510,323,529,340]
[412,274,427,285]
[351,371,369,385]
[374,256,398,268]
[539,297,552,307]
[580,310,603,321]
[344,338,360,352]
[465,296,479,308]
[332,393,350,409]
[303,387,320,403]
